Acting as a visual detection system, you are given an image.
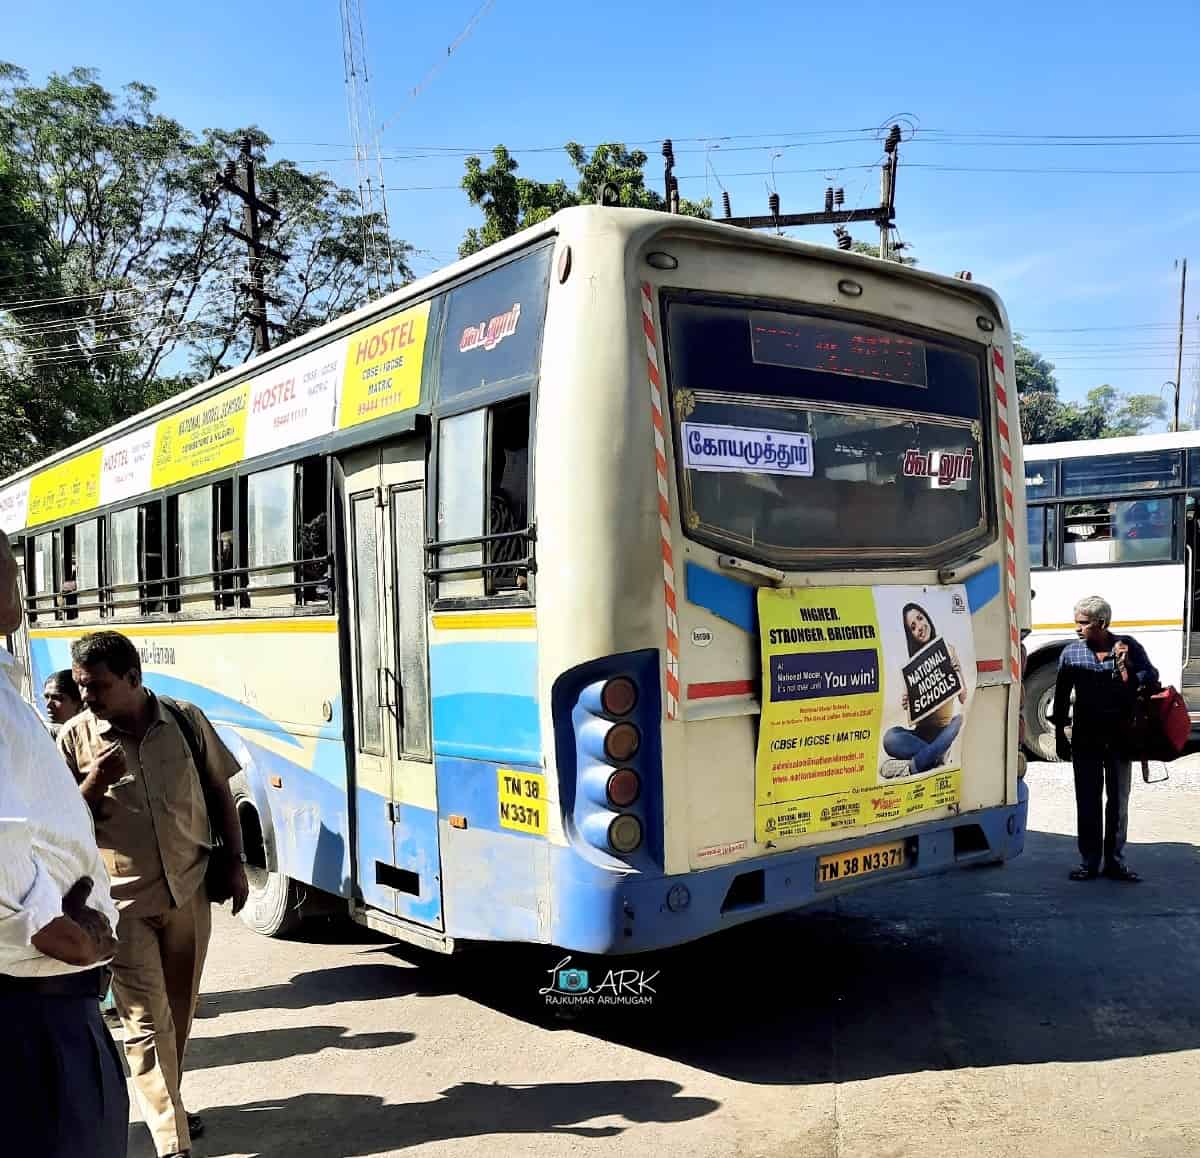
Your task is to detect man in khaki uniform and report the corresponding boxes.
[59,631,248,1158]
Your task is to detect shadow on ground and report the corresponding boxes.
[200,828,1200,1082]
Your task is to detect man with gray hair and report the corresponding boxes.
[1052,594,1157,882]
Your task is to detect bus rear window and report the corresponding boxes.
[665,298,990,567]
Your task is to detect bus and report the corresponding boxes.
[1022,428,1200,759]
[0,206,1030,955]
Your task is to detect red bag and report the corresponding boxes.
[1125,685,1190,762]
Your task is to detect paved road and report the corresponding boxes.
[124,760,1200,1158]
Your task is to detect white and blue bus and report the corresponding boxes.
[1,206,1030,953]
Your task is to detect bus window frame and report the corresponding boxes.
[659,289,996,571]
[1029,489,1188,571]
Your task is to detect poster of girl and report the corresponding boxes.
[877,596,972,780]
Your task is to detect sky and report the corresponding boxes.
[7,0,1200,422]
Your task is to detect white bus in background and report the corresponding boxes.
[1022,429,1200,758]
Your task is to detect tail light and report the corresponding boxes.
[576,675,647,856]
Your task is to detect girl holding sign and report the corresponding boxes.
[879,602,968,779]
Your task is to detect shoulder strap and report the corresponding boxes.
[159,696,203,770]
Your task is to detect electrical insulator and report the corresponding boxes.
[824,186,834,212]
[886,124,902,154]
[224,159,236,181]
[722,191,732,218]
[835,227,852,251]
[768,191,780,217]
[834,187,845,207]
[662,139,675,165]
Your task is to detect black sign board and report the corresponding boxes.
[902,637,963,725]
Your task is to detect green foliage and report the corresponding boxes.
[848,239,917,266]
[459,141,711,258]
[0,63,410,474]
[1015,335,1167,444]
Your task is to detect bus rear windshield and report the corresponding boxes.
[664,298,990,567]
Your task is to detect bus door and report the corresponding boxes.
[342,439,442,929]
[1184,497,1200,706]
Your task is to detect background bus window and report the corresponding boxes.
[73,518,101,621]
[177,487,214,610]
[1061,450,1182,498]
[1063,498,1174,566]
[1026,506,1056,569]
[1024,462,1058,500]
[109,507,139,619]
[298,457,330,605]
[245,464,294,608]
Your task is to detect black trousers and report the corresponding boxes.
[0,971,129,1158]
[1072,746,1132,871]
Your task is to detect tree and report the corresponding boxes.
[0,64,410,472]
[848,239,917,266]
[1013,334,1167,444]
[460,141,710,257]
[1014,336,1058,397]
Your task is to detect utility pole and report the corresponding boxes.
[713,124,902,253]
[206,138,288,356]
[1175,258,1188,431]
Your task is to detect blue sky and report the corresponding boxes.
[8,0,1200,419]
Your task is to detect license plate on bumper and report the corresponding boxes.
[817,840,907,885]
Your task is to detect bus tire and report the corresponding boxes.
[1022,660,1060,762]
[236,797,303,937]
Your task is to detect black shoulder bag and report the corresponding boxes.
[160,697,236,905]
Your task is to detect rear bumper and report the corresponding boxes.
[549,782,1029,954]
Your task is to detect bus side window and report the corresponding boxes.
[72,518,102,622]
[175,487,215,612]
[142,501,165,614]
[298,457,330,606]
[109,507,140,620]
[27,532,56,623]
[432,397,532,602]
[244,464,295,609]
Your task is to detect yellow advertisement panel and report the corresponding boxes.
[150,383,250,489]
[26,448,103,527]
[338,301,431,429]
[755,585,972,842]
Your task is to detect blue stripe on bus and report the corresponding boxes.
[685,560,1002,630]
[964,563,1001,613]
[430,641,540,765]
[435,753,547,942]
[684,562,756,632]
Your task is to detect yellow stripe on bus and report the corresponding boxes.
[432,610,537,631]
[28,618,338,639]
[1032,618,1183,631]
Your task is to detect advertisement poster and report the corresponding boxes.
[338,301,430,429]
[100,427,156,506]
[244,344,342,459]
[26,449,103,527]
[755,585,973,842]
[151,382,250,489]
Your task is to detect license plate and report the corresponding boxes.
[817,840,907,885]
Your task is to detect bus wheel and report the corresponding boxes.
[1022,662,1060,762]
[236,798,303,938]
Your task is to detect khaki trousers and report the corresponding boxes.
[111,887,212,1156]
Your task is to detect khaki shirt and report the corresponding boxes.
[58,694,240,916]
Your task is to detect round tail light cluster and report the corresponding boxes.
[600,677,642,854]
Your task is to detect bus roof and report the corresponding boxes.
[1024,427,1200,461]
[0,204,1009,489]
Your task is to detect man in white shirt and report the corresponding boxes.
[0,528,128,1158]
